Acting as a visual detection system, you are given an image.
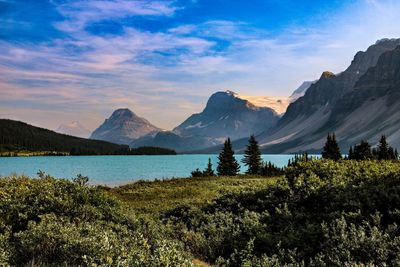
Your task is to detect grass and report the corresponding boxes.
[108,175,280,218]
[0,151,69,157]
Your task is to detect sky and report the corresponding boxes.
[1,0,400,131]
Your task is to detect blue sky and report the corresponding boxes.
[1,0,400,130]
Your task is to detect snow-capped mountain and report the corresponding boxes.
[56,121,91,138]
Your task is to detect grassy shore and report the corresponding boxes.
[108,175,279,218]
[0,151,69,157]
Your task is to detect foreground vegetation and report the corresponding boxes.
[3,158,400,266]
[110,175,278,218]
[0,173,192,266]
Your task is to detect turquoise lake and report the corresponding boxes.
[0,154,298,186]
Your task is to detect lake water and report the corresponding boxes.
[0,154,296,186]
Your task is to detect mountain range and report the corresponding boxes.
[60,38,400,154]
[91,86,311,152]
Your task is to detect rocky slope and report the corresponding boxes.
[173,91,280,141]
[90,108,161,145]
[56,121,91,138]
[245,38,400,153]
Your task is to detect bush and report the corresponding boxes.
[0,174,193,266]
[165,160,400,266]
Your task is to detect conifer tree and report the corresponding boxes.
[321,133,342,161]
[217,138,240,176]
[351,140,373,160]
[348,146,354,160]
[377,135,390,160]
[242,135,262,174]
[203,158,215,177]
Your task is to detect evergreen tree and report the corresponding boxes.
[261,161,283,177]
[191,168,203,178]
[350,140,373,160]
[203,158,215,177]
[217,138,240,176]
[348,146,354,160]
[377,135,390,160]
[242,135,262,174]
[321,133,342,161]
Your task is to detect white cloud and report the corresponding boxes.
[2,0,400,130]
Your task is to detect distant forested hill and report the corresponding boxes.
[0,119,130,155]
[0,119,177,156]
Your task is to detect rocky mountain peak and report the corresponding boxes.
[321,71,336,79]
[90,108,161,145]
[110,108,136,118]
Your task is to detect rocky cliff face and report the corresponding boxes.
[90,109,161,145]
[322,45,400,149]
[173,91,280,141]
[289,81,315,102]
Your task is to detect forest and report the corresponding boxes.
[0,119,176,156]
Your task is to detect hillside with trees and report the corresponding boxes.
[0,119,176,156]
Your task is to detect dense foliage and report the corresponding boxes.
[0,119,176,156]
[165,160,400,266]
[191,158,215,177]
[349,137,398,160]
[0,173,192,266]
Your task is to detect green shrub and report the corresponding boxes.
[0,174,193,266]
[165,160,400,266]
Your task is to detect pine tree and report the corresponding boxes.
[217,138,240,176]
[348,146,354,160]
[203,158,215,177]
[351,140,373,160]
[377,135,390,160]
[242,135,262,174]
[321,133,342,161]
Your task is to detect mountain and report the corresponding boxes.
[174,91,280,141]
[131,91,281,152]
[90,108,161,145]
[240,38,400,153]
[56,121,91,138]
[323,44,400,148]
[0,119,129,155]
[289,81,315,102]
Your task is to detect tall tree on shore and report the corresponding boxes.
[242,135,262,174]
[321,133,342,161]
[375,135,397,160]
[217,138,240,176]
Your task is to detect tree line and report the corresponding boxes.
[0,119,176,156]
[192,133,399,177]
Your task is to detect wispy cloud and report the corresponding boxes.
[54,0,177,32]
[1,0,400,130]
